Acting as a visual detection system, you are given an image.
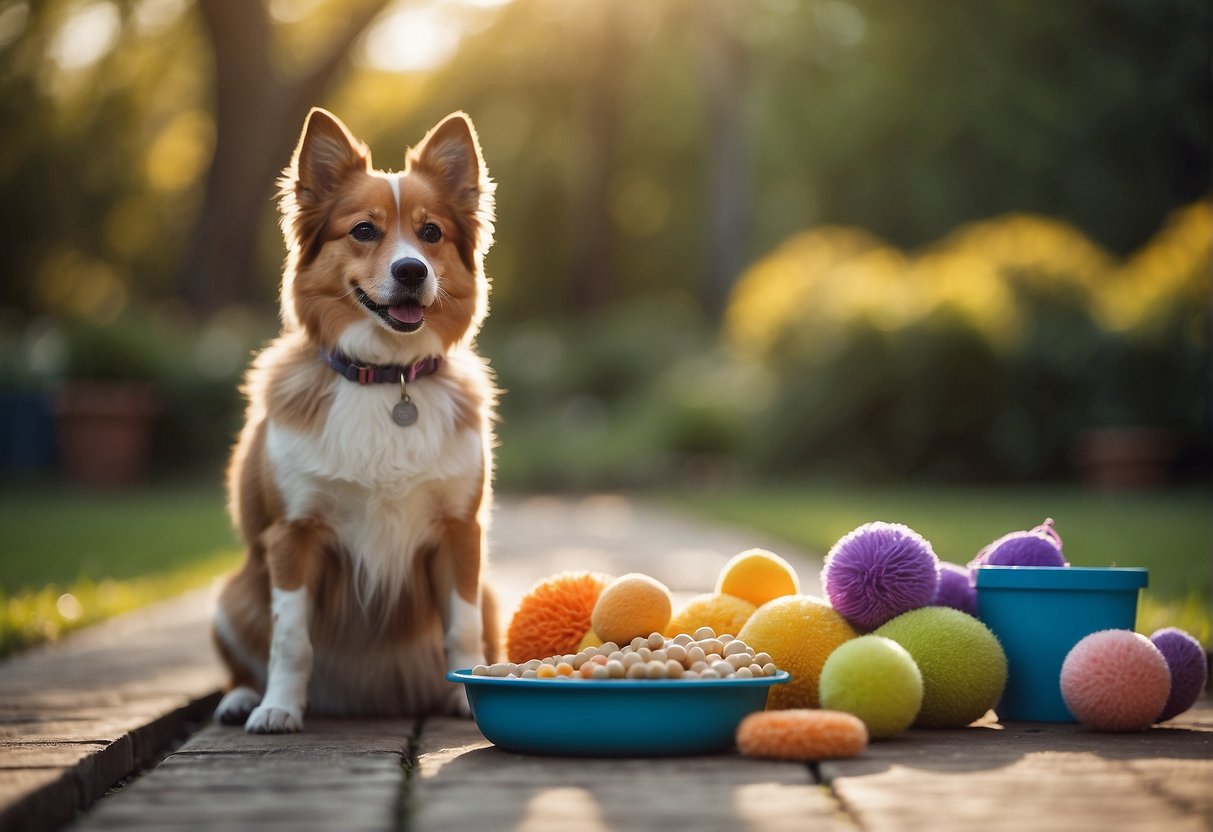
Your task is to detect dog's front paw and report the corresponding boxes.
[244,703,304,734]
[216,686,262,726]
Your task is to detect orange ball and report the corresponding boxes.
[506,571,612,663]
[591,573,672,646]
[736,710,868,761]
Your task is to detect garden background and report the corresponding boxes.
[0,0,1209,652]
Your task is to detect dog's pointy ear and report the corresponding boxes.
[408,112,488,212]
[289,108,370,204]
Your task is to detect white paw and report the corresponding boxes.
[215,686,261,726]
[244,703,304,734]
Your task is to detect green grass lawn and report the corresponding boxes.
[671,484,1212,644]
[0,481,240,655]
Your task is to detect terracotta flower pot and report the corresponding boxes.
[54,382,159,489]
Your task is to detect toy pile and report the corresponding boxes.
[499,518,1206,761]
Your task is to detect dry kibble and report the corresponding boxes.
[474,629,783,682]
[723,640,749,657]
[645,661,668,679]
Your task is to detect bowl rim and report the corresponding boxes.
[974,565,1147,590]
[447,669,792,689]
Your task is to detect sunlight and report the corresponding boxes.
[47,1,120,71]
[359,0,513,73]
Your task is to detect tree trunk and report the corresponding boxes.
[697,1,750,321]
[178,0,389,317]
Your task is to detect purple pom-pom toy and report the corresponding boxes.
[933,561,977,616]
[969,517,1068,570]
[1150,627,1207,722]
[821,521,940,631]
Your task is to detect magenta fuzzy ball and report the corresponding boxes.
[933,562,976,616]
[1150,627,1207,722]
[821,521,940,631]
[970,518,1067,569]
[1060,629,1171,731]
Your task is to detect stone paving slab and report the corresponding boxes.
[0,587,224,832]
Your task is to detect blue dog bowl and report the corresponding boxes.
[448,670,790,756]
[975,566,1147,722]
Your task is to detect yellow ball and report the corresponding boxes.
[738,594,858,709]
[716,548,801,608]
[664,593,757,639]
[591,573,673,645]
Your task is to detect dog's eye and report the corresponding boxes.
[350,222,379,243]
[419,223,442,244]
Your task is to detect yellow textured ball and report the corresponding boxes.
[737,594,858,709]
[664,593,757,639]
[591,573,673,646]
[716,548,801,608]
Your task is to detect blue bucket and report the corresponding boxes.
[975,566,1147,722]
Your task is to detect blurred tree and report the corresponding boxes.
[179,0,388,315]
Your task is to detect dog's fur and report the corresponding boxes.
[212,108,499,733]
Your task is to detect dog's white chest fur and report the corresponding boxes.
[266,360,485,607]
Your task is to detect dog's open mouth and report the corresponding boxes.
[354,287,425,333]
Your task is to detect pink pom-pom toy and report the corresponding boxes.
[1060,629,1171,731]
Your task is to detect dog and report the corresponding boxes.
[211,108,499,733]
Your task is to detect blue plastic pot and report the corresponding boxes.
[975,566,1147,723]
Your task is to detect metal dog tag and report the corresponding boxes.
[392,396,418,426]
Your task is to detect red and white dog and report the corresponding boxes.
[212,108,499,733]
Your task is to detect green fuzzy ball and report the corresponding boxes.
[819,635,924,739]
[875,606,1007,728]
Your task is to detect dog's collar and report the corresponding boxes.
[322,349,444,385]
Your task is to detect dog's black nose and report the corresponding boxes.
[391,257,428,289]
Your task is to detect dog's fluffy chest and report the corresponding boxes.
[265,366,485,599]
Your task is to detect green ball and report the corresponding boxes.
[819,635,923,739]
[875,606,1007,728]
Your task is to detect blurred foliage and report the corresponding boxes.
[726,201,1211,481]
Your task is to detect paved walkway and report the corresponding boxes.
[1,495,1209,831]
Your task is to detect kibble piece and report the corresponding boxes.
[712,660,736,676]
[690,660,709,673]
[521,668,538,678]
[726,653,751,670]
[651,649,668,663]
[762,662,778,676]
[631,636,648,650]
[666,644,687,664]
[489,663,513,677]
[622,652,642,669]
[522,658,543,671]
[591,664,611,680]
[698,638,724,656]
[755,652,773,666]
[645,661,668,679]
[673,633,694,646]
[723,640,750,657]
[699,668,722,679]
[683,669,700,679]
[720,634,735,645]
[472,665,490,676]
[693,626,716,640]
[735,666,754,678]
[600,642,620,655]
[606,659,626,678]
[749,663,766,676]
[687,645,707,665]
[647,632,665,649]
[626,662,647,679]
[636,647,652,661]
[536,664,558,678]
[555,662,575,676]
[666,660,685,678]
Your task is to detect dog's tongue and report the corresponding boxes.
[388,303,425,324]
